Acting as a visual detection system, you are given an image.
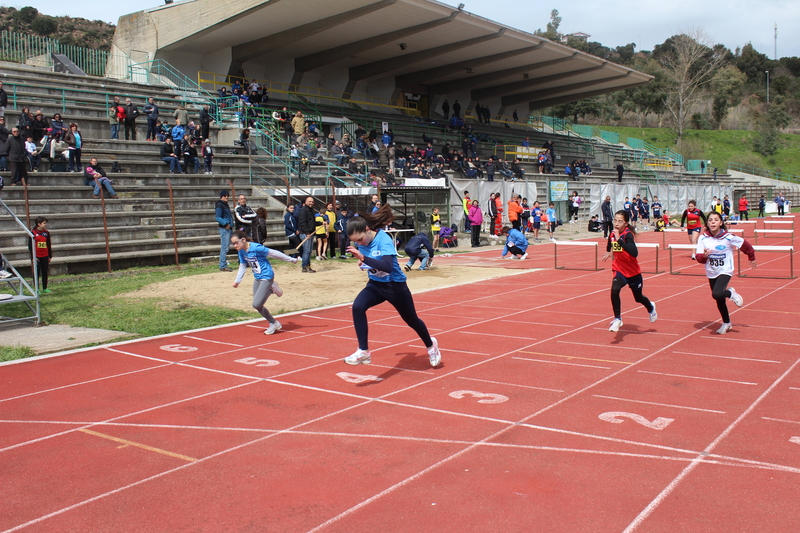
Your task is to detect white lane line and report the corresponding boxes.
[462,331,537,340]
[457,376,564,392]
[257,348,329,360]
[321,334,390,344]
[592,328,679,336]
[592,394,726,414]
[761,416,800,425]
[790,387,800,391]
[637,370,757,386]
[672,351,782,364]
[558,340,649,351]
[700,336,800,347]
[246,324,307,334]
[183,335,243,347]
[404,344,491,356]
[512,356,611,370]
[301,314,352,322]
[622,357,800,533]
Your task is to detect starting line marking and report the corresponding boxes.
[257,347,329,360]
[557,340,649,351]
[637,370,758,386]
[593,394,726,414]
[519,351,633,366]
[183,335,243,347]
[762,417,800,425]
[78,428,197,462]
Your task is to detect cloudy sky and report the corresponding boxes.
[15,0,800,58]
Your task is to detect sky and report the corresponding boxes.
[11,0,800,59]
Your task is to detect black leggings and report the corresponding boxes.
[353,280,432,351]
[709,275,732,323]
[611,272,653,319]
[471,224,481,246]
[37,256,49,290]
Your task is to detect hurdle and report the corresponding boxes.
[661,228,685,249]
[763,219,795,230]
[667,244,705,275]
[637,242,663,274]
[754,229,794,244]
[553,241,602,271]
[728,220,757,236]
[738,245,795,279]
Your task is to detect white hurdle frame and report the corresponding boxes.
[738,245,795,279]
[636,242,663,274]
[553,241,602,271]
[667,244,705,276]
[763,220,795,230]
[754,229,794,244]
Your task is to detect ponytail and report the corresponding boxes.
[347,203,395,236]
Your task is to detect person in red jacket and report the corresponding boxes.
[737,194,749,221]
[29,216,52,293]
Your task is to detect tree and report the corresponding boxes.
[535,9,561,41]
[618,59,667,126]
[710,65,745,128]
[13,6,38,24]
[31,15,58,36]
[614,43,636,65]
[656,30,727,142]
[552,97,604,124]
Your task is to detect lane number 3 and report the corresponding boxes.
[449,390,509,404]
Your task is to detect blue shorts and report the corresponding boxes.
[687,227,701,234]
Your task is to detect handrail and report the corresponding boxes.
[728,162,800,185]
[130,60,213,102]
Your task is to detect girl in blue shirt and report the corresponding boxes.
[230,230,298,335]
[344,205,441,368]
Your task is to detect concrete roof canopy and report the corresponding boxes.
[111,0,652,113]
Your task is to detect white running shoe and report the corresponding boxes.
[271,281,283,297]
[649,301,658,323]
[609,318,623,332]
[344,349,371,365]
[520,252,529,260]
[729,287,744,307]
[264,320,282,335]
[550,238,556,242]
[316,255,323,261]
[427,337,441,367]
[691,254,696,260]
[503,255,514,260]
[716,322,732,335]
[0,269,11,279]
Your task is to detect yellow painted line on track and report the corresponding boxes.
[519,351,634,365]
[79,428,197,462]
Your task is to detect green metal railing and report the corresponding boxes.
[0,30,108,77]
[727,162,800,184]
[128,59,213,100]
[626,137,645,150]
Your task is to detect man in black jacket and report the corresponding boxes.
[124,98,139,140]
[297,196,317,273]
[0,81,7,117]
[486,192,498,235]
[6,127,27,185]
[601,195,614,238]
[160,138,183,173]
[143,97,159,141]
[199,104,212,141]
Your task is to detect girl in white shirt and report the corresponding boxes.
[695,212,757,334]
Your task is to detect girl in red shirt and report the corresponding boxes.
[601,210,657,332]
[680,200,707,260]
[30,216,52,293]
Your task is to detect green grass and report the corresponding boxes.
[0,344,38,362]
[596,126,800,177]
[0,263,262,340]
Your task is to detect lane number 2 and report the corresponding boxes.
[449,390,509,404]
[599,411,674,431]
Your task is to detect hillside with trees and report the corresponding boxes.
[535,10,800,168]
[0,5,114,50]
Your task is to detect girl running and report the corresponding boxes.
[30,216,52,293]
[601,210,657,332]
[230,230,298,335]
[695,211,756,334]
[680,200,706,260]
[344,204,441,367]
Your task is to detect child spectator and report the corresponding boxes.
[546,202,558,242]
[203,139,214,174]
[24,136,40,172]
[29,216,52,293]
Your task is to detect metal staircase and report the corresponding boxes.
[0,199,40,325]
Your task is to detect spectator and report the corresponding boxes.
[738,194,749,221]
[24,135,40,172]
[182,135,200,173]
[31,111,47,143]
[0,81,6,117]
[335,207,351,259]
[251,207,268,244]
[215,191,233,272]
[452,100,461,118]
[588,215,602,232]
[29,216,52,293]
[284,204,301,255]
[6,127,28,185]
[468,199,483,247]
[507,194,523,231]
[0,116,9,171]
[297,196,317,273]
[170,120,186,148]
[616,161,624,182]
[511,158,525,180]
[143,97,159,141]
[84,158,118,199]
[50,113,64,140]
[235,194,257,239]
[16,106,33,139]
[291,112,305,137]
[124,98,139,140]
[199,104,212,141]
[173,103,189,127]
[109,101,124,140]
[441,99,450,120]
[202,139,214,174]
[160,137,183,173]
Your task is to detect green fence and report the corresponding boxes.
[626,137,644,150]
[727,162,800,184]
[571,124,594,138]
[599,130,620,145]
[0,30,108,77]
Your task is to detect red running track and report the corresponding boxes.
[2,215,799,532]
